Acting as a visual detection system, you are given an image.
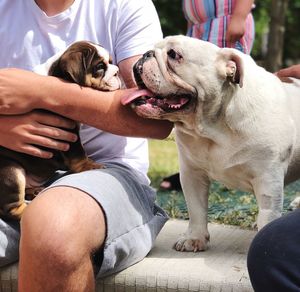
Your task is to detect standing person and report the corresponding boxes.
[0,0,173,291]
[247,64,300,292]
[183,0,255,54]
[160,0,255,191]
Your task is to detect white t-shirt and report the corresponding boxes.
[0,0,163,184]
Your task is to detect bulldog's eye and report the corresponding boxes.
[93,62,106,77]
[167,49,182,61]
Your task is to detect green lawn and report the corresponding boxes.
[148,138,300,228]
[148,137,179,188]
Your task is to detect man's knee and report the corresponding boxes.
[20,187,106,268]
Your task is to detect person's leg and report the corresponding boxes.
[0,219,20,266]
[18,186,105,292]
[17,163,168,290]
[46,164,168,278]
[247,209,300,292]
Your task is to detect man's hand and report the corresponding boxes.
[0,65,173,140]
[276,65,300,80]
[0,110,77,158]
[0,68,46,114]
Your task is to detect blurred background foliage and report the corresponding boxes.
[153,0,300,69]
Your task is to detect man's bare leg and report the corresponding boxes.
[18,186,106,292]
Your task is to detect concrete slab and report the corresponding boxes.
[0,220,256,291]
[99,219,257,291]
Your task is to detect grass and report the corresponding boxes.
[148,136,179,188]
[148,137,300,229]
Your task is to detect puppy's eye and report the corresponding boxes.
[167,49,182,61]
[93,62,106,77]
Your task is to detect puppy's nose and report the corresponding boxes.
[143,50,155,61]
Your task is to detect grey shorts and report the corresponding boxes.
[0,162,168,278]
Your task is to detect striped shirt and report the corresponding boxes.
[182,0,255,54]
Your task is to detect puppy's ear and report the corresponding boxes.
[48,51,91,86]
[217,49,244,88]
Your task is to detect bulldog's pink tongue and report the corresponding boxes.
[121,89,153,105]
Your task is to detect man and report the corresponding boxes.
[0,0,173,291]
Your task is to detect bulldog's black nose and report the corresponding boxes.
[134,50,154,75]
[143,50,155,61]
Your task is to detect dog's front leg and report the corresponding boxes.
[252,172,284,230]
[174,167,210,252]
[63,124,104,172]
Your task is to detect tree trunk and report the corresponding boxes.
[265,0,289,72]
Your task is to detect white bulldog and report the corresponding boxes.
[122,36,300,251]
[122,35,300,252]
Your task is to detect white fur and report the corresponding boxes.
[33,42,119,82]
[34,51,63,75]
[134,35,300,251]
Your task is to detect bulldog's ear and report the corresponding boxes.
[217,49,244,88]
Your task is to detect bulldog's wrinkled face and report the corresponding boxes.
[122,35,243,121]
[48,41,121,91]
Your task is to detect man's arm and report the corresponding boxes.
[118,55,138,88]
[0,68,173,140]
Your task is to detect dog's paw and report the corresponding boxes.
[80,159,105,171]
[0,201,28,221]
[174,233,210,252]
[70,158,105,173]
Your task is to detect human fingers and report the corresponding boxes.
[7,131,72,159]
[31,123,78,143]
[32,110,76,129]
[24,133,71,153]
[17,144,55,159]
[0,113,76,158]
[276,65,300,79]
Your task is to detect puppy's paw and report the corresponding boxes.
[174,233,210,252]
[0,201,28,221]
[70,158,105,173]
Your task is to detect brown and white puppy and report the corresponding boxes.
[0,41,121,220]
[122,35,300,251]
